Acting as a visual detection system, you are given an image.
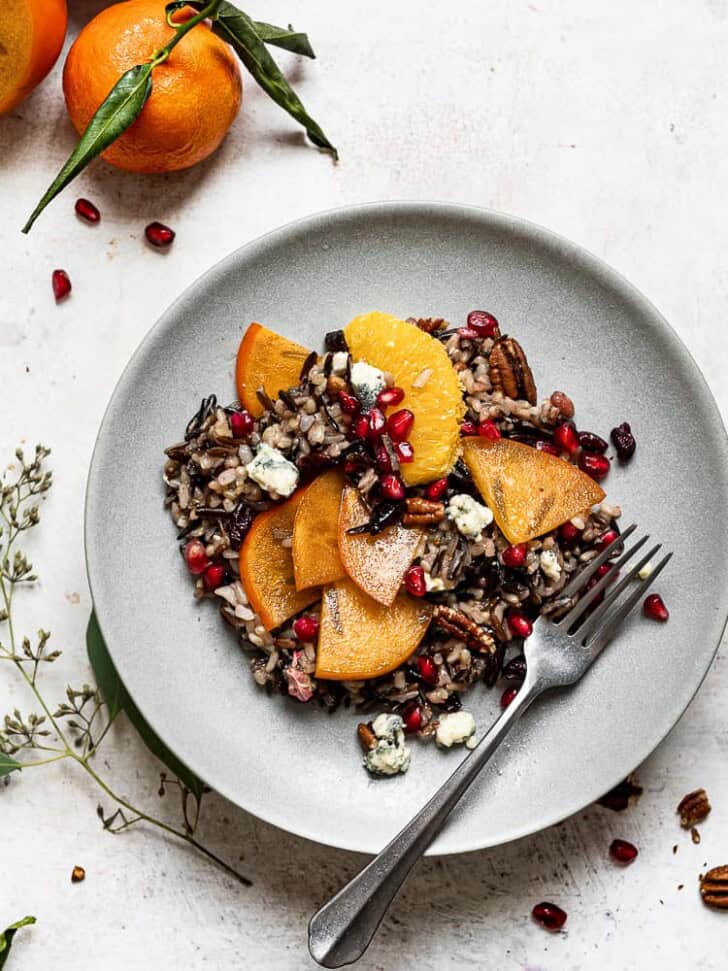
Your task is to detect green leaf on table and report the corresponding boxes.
[0,916,36,970]
[211,3,337,158]
[253,21,315,59]
[0,754,22,779]
[22,63,154,234]
[86,612,205,800]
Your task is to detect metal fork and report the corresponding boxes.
[308,526,671,968]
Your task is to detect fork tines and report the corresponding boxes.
[556,525,672,651]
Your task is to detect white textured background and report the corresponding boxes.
[2,0,728,967]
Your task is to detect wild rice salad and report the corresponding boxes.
[163,311,636,777]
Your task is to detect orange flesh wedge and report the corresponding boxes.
[292,469,347,590]
[344,311,465,486]
[236,322,311,417]
[338,485,424,606]
[315,577,432,681]
[462,437,606,544]
[0,0,67,114]
[239,489,319,631]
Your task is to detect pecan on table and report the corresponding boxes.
[403,497,445,527]
[432,605,496,655]
[700,866,728,909]
[488,337,537,405]
[677,788,712,828]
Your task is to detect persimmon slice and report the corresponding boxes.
[239,489,319,631]
[462,437,606,544]
[292,469,347,590]
[343,311,465,486]
[338,486,424,606]
[235,322,311,417]
[315,578,432,681]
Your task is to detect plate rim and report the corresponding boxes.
[85,200,728,856]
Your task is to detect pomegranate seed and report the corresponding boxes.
[507,609,533,639]
[380,474,405,501]
[75,198,100,224]
[394,441,414,463]
[478,419,501,441]
[374,444,392,473]
[596,563,619,582]
[579,451,610,481]
[353,415,369,438]
[502,543,528,568]
[52,269,71,301]
[559,522,581,544]
[145,221,175,247]
[293,615,320,641]
[404,565,426,597]
[401,702,423,734]
[578,431,608,453]
[611,421,636,461]
[532,902,567,931]
[501,686,518,708]
[460,421,477,436]
[457,326,481,339]
[387,409,415,442]
[184,540,209,575]
[230,410,254,438]
[203,563,226,591]
[609,838,639,864]
[343,460,359,475]
[535,440,560,456]
[467,310,499,338]
[503,654,527,681]
[367,407,386,438]
[644,593,669,622]
[417,655,438,684]
[426,478,449,500]
[377,386,405,408]
[553,421,579,455]
[598,529,619,550]
[338,390,360,415]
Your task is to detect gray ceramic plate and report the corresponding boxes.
[86,202,728,856]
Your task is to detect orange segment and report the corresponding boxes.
[462,437,605,544]
[344,312,465,486]
[315,578,432,681]
[235,322,311,417]
[0,0,68,114]
[338,485,424,606]
[239,489,319,631]
[292,469,347,590]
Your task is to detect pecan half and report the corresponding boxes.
[408,316,447,334]
[432,605,495,655]
[403,497,445,526]
[357,722,377,752]
[677,788,711,828]
[700,866,728,909]
[489,337,537,404]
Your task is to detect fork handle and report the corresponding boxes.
[308,676,543,968]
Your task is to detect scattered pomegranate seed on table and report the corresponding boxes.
[394,441,414,463]
[426,478,449,500]
[52,269,71,301]
[387,408,415,442]
[338,390,359,415]
[644,593,669,622]
[417,655,438,684]
[501,686,518,708]
[293,615,320,642]
[229,409,254,438]
[404,564,426,597]
[577,430,608,453]
[502,543,528,568]
[145,221,175,247]
[609,838,639,864]
[184,539,209,575]
[553,420,579,454]
[466,310,499,338]
[579,451,610,481]
[380,473,405,500]
[532,902,567,931]
[507,609,533,638]
[74,197,100,223]
[611,421,636,461]
[202,563,226,591]
[377,386,405,408]
[478,419,501,440]
[401,702,423,734]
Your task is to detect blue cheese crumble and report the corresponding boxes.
[363,713,411,777]
[245,443,299,497]
[446,493,493,541]
[539,549,562,582]
[435,711,476,748]
[350,361,386,411]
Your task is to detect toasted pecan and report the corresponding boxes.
[700,865,728,909]
[432,605,496,655]
[677,788,711,828]
[403,497,445,527]
[489,337,537,405]
[357,722,377,752]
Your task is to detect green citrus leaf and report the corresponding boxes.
[211,3,337,158]
[86,612,205,800]
[0,916,36,970]
[0,754,22,779]
[22,64,153,234]
[253,21,315,59]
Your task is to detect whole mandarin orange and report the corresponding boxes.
[0,0,68,114]
[63,0,242,173]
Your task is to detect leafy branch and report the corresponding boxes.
[22,0,336,233]
[0,916,36,970]
[0,444,251,888]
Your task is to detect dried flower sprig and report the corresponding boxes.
[0,444,251,887]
